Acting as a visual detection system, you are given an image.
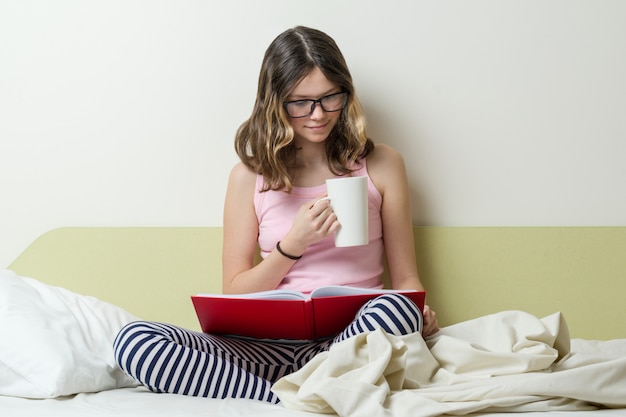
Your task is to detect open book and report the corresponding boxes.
[191,286,426,340]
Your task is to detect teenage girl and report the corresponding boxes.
[114,26,438,403]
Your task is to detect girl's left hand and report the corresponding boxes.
[422,305,439,337]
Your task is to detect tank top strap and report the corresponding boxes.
[254,174,266,220]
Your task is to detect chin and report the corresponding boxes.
[295,133,330,145]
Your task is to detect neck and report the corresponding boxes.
[289,142,334,187]
[293,141,327,169]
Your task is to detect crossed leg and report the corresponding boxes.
[113,294,423,403]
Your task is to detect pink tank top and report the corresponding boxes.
[253,160,384,293]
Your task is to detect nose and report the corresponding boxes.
[309,101,325,119]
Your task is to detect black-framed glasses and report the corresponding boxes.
[283,91,349,118]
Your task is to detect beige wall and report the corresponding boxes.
[2,0,626,266]
[10,227,626,339]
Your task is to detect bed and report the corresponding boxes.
[2,226,625,417]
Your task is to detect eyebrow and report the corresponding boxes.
[286,88,341,101]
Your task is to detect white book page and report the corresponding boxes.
[196,289,307,301]
[310,285,398,298]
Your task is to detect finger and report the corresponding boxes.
[423,320,439,338]
[309,202,330,218]
[308,199,332,219]
[320,211,340,234]
[308,193,330,209]
[312,196,331,208]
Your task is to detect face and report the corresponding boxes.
[285,67,343,145]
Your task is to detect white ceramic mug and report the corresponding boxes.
[324,176,369,247]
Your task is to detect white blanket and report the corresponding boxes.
[272,311,626,416]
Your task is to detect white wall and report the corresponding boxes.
[2,0,625,267]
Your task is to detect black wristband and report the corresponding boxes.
[276,241,302,260]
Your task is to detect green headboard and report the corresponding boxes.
[8,227,626,340]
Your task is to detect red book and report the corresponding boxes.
[191,286,426,340]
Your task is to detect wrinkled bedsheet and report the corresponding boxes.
[273,311,626,417]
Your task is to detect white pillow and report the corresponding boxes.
[0,269,140,398]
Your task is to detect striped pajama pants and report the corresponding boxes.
[113,293,423,403]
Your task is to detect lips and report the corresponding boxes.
[307,123,328,131]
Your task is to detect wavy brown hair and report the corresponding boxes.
[234,26,374,192]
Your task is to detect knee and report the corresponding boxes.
[113,321,169,367]
[360,294,423,335]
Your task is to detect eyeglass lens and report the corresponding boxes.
[285,92,347,118]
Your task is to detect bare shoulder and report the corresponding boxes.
[227,162,257,193]
[224,162,258,240]
[224,162,258,218]
[366,143,407,190]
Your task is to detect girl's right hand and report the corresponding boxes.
[279,196,340,256]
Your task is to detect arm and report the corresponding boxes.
[222,163,339,294]
[367,144,439,336]
[367,144,421,290]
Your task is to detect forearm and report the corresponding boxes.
[222,244,300,294]
[390,274,425,291]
